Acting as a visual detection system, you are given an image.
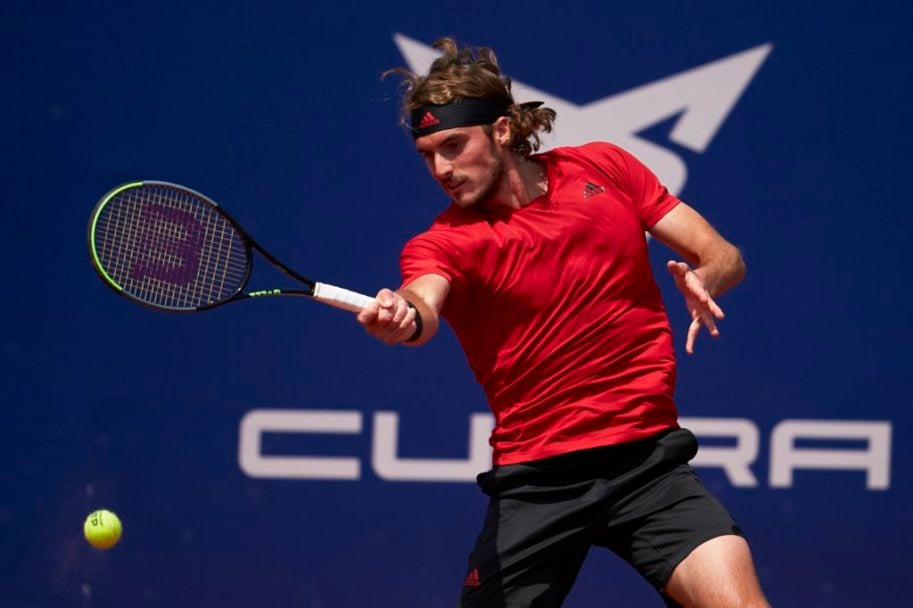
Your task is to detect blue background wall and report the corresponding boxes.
[4,1,911,606]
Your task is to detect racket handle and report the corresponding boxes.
[312,282,376,313]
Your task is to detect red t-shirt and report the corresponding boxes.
[400,142,681,465]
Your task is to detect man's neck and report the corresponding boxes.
[489,153,548,210]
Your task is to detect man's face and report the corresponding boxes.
[414,125,505,208]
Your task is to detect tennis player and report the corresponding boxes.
[357,37,769,608]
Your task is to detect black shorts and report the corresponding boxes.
[459,428,743,608]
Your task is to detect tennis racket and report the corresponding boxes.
[87,180,375,313]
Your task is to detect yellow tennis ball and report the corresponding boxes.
[83,509,122,550]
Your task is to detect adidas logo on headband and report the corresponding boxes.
[410,97,512,139]
[416,111,441,129]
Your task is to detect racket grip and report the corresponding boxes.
[312,282,376,313]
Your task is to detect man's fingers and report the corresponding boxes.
[701,311,720,337]
[686,317,700,354]
[365,296,416,345]
[669,262,715,308]
[376,305,394,324]
[375,290,400,324]
[686,308,723,355]
[671,263,725,355]
[359,289,420,346]
[708,297,725,320]
[399,306,416,331]
[390,298,411,326]
[357,301,379,324]
[376,288,396,307]
[379,310,417,345]
[667,260,690,277]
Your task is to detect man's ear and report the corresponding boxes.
[492,116,511,146]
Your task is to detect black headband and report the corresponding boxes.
[410,97,512,139]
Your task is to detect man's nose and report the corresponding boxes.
[433,155,453,181]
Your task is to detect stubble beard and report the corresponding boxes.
[457,146,505,208]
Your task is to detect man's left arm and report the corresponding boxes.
[649,202,746,354]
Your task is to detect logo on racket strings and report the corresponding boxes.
[130,204,203,286]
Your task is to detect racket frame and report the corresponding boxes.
[87,180,327,313]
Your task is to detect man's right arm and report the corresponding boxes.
[356,273,451,346]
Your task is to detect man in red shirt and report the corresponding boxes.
[358,38,768,608]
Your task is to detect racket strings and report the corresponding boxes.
[93,185,249,309]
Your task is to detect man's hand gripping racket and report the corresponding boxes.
[87,181,377,314]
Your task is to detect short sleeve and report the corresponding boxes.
[580,142,681,229]
[399,232,460,289]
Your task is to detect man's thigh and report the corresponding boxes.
[595,465,743,595]
[664,534,768,608]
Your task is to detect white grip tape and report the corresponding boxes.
[312,282,375,313]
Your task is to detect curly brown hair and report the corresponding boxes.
[384,37,557,156]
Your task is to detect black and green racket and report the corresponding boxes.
[87,180,375,313]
